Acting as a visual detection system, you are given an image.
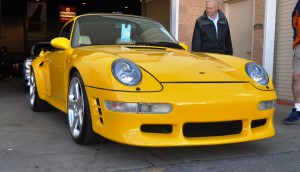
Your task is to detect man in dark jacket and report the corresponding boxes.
[192,0,233,55]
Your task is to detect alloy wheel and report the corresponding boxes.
[68,77,85,138]
[29,72,36,106]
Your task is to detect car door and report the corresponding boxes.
[48,21,74,104]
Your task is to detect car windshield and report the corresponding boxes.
[71,15,182,49]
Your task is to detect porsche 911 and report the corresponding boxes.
[29,14,277,146]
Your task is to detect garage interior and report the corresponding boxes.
[0,0,171,65]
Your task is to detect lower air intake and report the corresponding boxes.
[183,120,242,137]
[141,124,173,134]
[251,119,266,128]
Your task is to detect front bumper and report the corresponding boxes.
[86,83,276,147]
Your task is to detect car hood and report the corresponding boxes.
[82,46,249,82]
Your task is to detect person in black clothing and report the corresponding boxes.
[192,0,233,55]
[0,47,6,79]
[0,46,13,80]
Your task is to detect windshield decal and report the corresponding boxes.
[121,24,131,43]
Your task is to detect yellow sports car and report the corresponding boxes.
[29,13,277,146]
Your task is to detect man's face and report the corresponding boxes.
[206,1,218,18]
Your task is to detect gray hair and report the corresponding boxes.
[206,0,219,7]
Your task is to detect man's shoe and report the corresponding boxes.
[283,108,300,125]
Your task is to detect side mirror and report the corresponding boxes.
[179,43,189,51]
[51,37,70,50]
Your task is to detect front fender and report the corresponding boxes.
[74,57,163,92]
[193,52,275,91]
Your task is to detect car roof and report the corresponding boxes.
[78,13,153,20]
[63,13,160,28]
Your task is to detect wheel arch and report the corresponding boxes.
[69,67,80,81]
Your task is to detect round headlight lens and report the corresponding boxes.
[245,62,269,85]
[112,58,142,86]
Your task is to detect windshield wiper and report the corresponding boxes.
[135,42,183,49]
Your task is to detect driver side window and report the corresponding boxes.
[59,21,74,39]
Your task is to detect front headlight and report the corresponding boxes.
[245,62,269,85]
[112,58,142,86]
[24,59,32,69]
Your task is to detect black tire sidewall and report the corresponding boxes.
[68,71,93,144]
[29,70,53,112]
[30,71,39,111]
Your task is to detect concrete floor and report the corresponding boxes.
[0,78,300,172]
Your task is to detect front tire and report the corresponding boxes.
[68,72,104,144]
[29,71,53,112]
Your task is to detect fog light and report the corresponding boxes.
[258,100,275,110]
[105,101,137,113]
[105,101,172,114]
[138,103,172,114]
